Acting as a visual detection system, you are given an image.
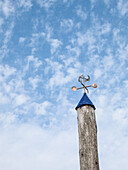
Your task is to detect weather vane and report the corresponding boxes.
[72,75,97,93]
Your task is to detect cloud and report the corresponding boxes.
[45,58,82,89]
[29,76,43,90]
[0,92,9,104]
[29,29,62,55]
[0,124,79,170]
[29,32,45,48]
[45,24,62,54]
[90,0,97,9]
[103,0,111,7]
[60,19,74,32]
[123,80,128,88]
[3,22,14,45]
[0,64,16,81]
[63,0,68,2]
[94,86,128,170]
[117,43,128,60]
[77,31,96,47]
[0,112,16,128]
[33,101,52,115]
[117,0,128,16]
[0,18,4,32]
[0,0,15,18]
[66,45,81,57]
[19,37,26,43]
[0,22,14,59]
[45,24,53,39]
[76,6,87,20]
[14,94,29,107]
[113,107,128,128]
[63,0,74,6]
[25,55,42,72]
[98,126,128,170]
[100,23,111,34]
[50,38,62,54]
[36,0,56,9]
[18,0,32,10]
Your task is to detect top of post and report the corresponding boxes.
[75,93,96,110]
[72,74,97,110]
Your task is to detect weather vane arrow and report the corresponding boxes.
[72,74,97,93]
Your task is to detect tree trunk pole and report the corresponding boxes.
[77,105,99,170]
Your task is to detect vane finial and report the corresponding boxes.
[72,75,97,93]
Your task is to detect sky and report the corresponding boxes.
[0,0,128,169]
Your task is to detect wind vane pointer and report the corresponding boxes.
[72,75,97,93]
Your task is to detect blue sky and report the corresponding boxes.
[0,0,128,169]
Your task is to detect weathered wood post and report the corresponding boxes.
[72,75,99,170]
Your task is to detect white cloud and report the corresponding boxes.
[0,124,79,170]
[18,0,32,10]
[117,0,128,16]
[34,101,51,115]
[0,112,16,128]
[0,64,16,81]
[29,32,45,48]
[103,0,111,7]
[25,55,42,72]
[76,31,96,49]
[29,28,62,55]
[63,0,74,6]
[43,24,63,54]
[0,22,14,59]
[60,19,74,32]
[8,77,25,95]
[14,94,29,107]
[0,18,4,32]
[101,23,111,34]
[96,94,107,108]
[19,37,26,43]
[94,69,103,80]
[45,58,81,89]
[94,86,128,170]
[49,70,65,88]
[90,0,97,9]
[102,55,114,71]
[99,127,128,170]
[113,107,128,128]
[48,67,78,88]
[123,80,128,88]
[45,24,53,39]
[29,76,42,90]
[4,22,14,45]
[76,6,87,20]
[50,38,62,54]
[66,45,80,57]
[0,92,9,104]
[0,0,15,18]
[117,43,128,60]
[45,25,62,54]
[36,0,56,9]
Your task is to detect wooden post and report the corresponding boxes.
[76,93,99,170]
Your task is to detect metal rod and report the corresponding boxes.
[85,85,92,88]
[83,78,85,93]
[77,87,84,90]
